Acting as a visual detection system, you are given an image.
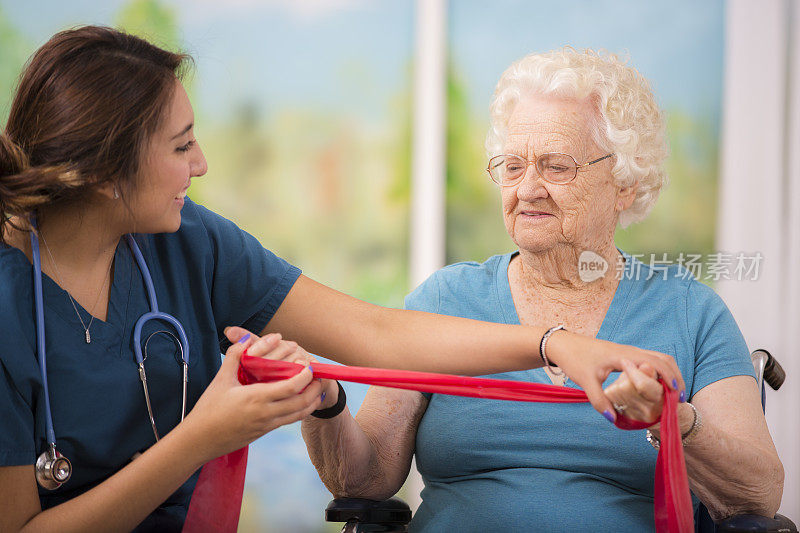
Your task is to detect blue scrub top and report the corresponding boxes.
[407,251,755,533]
[0,198,301,530]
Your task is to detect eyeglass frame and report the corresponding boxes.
[486,152,614,186]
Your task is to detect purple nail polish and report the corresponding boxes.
[321,392,326,403]
[672,378,678,390]
[679,390,686,403]
[603,410,615,423]
[237,333,251,344]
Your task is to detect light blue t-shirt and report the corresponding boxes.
[407,251,755,532]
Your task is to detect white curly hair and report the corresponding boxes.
[486,48,668,228]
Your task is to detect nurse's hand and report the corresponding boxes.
[603,359,663,426]
[183,329,324,463]
[545,331,684,420]
[224,326,340,411]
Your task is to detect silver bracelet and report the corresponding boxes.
[645,429,661,450]
[680,402,702,445]
[645,402,702,449]
[539,325,566,377]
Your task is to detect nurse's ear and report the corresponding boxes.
[97,181,121,202]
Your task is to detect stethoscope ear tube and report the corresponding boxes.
[128,235,190,443]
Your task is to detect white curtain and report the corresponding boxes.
[718,0,800,519]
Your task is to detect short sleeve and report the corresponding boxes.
[404,273,441,401]
[686,281,756,396]
[404,272,441,315]
[193,202,301,345]
[0,359,35,465]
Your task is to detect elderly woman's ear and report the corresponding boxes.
[616,182,639,212]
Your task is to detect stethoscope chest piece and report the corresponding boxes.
[35,444,72,490]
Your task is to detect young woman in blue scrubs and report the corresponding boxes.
[0,27,684,532]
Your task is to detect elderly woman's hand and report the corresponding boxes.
[604,359,663,425]
[224,326,340,411]
[545,331,683,420]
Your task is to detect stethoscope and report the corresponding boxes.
[31,225,190,490]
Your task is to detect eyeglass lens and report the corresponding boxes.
[490,154,577,184]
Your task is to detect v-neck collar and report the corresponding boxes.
[2,238,132,344]
[494,250,636,384]
[495,249,634,341]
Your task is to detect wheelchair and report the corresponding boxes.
[324,349,796,533]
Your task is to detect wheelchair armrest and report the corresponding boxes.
[762,351,785,391]
[325,497,412,526]
[714,513,797,532]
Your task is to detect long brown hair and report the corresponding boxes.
[0,25,191,243]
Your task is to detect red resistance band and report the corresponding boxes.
[184,355,693,533]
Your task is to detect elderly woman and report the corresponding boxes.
[291,49,784,531]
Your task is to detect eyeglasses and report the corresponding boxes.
[486,152,614,186]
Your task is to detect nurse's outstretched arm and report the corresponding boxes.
[0,338,322,533]
[264,275,685,418]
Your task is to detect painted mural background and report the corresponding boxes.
[0,1,723,530]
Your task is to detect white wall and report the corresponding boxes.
[717,0,800,519]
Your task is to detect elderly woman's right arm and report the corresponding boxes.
[301,386,427,500]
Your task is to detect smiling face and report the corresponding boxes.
[125,78,207,233]
[500,94,629,256]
